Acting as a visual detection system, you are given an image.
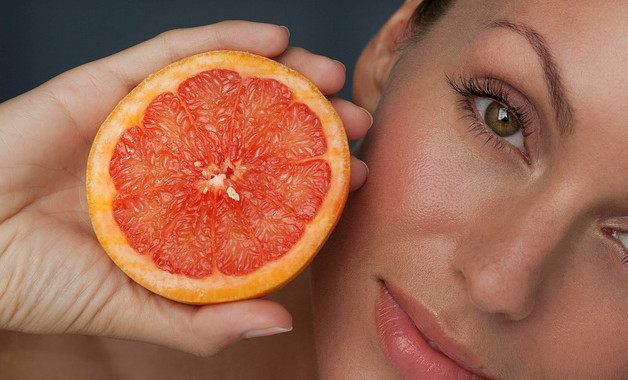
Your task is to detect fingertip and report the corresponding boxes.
[213,21,290,57]
[254,22,291,57]
[350,156,369,192]
[275,48,346,94]
[331,98,373,140]
[333,59,346,73]
[323,59,347,94]
[279,25,291,39]
[129,296,293,356]
[304,54,346,94]
[104,21,294,87]
[242,326,293,339]
[360,106,374,130]
[191,298,293,347]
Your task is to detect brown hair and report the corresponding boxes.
[404,0,457,42]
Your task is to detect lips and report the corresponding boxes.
[375,283,492,379]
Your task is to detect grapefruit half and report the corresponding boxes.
[87,50,350,304]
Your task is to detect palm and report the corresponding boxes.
[0,62,162,335]
[0,58,285,353]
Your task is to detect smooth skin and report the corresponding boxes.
[0,20,370,365]
[313,0,628,379]
[4,0,628,379]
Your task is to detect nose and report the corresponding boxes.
[453,189,579,320]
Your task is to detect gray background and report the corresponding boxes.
[0,1,402,102]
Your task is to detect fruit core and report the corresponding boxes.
[109,68,331,279]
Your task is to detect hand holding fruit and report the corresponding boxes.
[0,21,370,356]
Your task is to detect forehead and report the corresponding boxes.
[457,0,628,63]
[393,0,628,199]
[436,0,628,50]
[435,0,628,123]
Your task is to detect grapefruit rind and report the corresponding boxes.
[86,50,350,304]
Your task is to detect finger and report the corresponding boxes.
[108,292,292,356]
[102,21,291,88]
[29,21,291,136]
[275,47,346,95]
[350,156,369,192]
[330,97,372,141]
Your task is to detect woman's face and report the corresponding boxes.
[312,1,628,378]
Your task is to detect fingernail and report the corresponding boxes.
[360,158,370,177]
[333,59,346,71]
[360,106,374,129]
[242,326,293,339]
[280,25,290,38]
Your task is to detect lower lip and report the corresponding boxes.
[375,285,485,380]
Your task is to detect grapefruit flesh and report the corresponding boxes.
[87,51,350,304]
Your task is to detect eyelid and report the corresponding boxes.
[603,227,628,264]
[447,74,538,163]
[447,75,535,129]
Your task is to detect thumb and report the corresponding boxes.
[192,299,294,353]
[105,291,293,356]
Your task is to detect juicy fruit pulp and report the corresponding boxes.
[87,50,350,303]
[110,69,331,278]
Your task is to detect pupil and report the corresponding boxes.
[497,107,509,122]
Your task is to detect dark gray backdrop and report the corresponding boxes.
[0,1,402,102]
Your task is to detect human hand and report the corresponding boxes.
[0,21,370,356]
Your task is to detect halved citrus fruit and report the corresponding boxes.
[87,50,350,304]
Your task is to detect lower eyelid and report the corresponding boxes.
[603,228,628,263]
[462,97,528,159]
[457,98,508,151]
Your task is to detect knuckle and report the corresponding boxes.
[189,338,233,358]
[155,29,183,61]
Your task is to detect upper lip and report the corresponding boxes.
[384,282,494,379]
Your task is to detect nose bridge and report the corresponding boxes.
[503,190,566,261]
[456,184,577,320]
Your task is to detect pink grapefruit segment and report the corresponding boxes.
[87,50,350,304]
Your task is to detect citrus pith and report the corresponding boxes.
[87,50,350,304]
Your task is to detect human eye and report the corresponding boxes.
[474,97,524,149]
[448,75,535,164]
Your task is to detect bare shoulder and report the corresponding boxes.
[0,270,317,380]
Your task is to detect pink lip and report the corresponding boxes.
[375,282,492,379]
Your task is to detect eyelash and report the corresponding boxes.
[447,75,628,265]
[447,74,535,161]
[448,75,628,264]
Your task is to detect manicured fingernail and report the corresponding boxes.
[333,59,346,71]
[242,326,293,339]
[280,25,290,38]
[360,106,373,129]
[359,158,370,177]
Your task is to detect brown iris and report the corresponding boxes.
[485,101,520,136]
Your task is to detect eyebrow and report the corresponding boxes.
[488,20,574,136]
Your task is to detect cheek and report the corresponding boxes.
[538,255,628,376]
[359,96,479,238]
